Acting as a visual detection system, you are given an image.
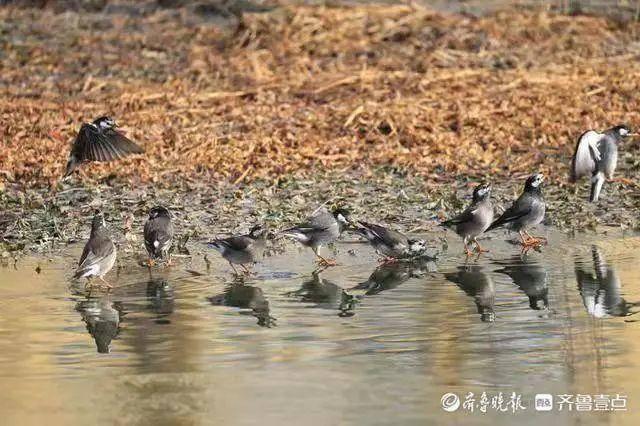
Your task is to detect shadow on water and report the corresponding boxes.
[286,268,357,317]
[208,280,277,327]
[145,278,175,324]
[444,264,496,323]
[351,258,436,296]
[495,255,549,311]
[574,245,639,318]
[74,294,123,354]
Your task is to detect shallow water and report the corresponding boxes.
[1,229,639,425]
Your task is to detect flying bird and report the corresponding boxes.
[281,206,350,267]
[74,212,117,289]
[440,183,494,256]
[207,225,266,275]
[355,220,427,262]
[486,173,546,252]
[64,116,144,178]
[570,124,634,202]
[143,206,174,266]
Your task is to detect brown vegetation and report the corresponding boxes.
[1,4,640,189]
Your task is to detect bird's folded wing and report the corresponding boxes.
[441,206,476,226]
[218,235,253,250]
[488,197,531,230]
[78,239,114,268]
[570,130,602,182]
[359,221,405,246]
[75,124,143,162]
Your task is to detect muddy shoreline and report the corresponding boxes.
[1,168,638,257]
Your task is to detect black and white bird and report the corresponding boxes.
[486,173,546,252]
[570,124,634,202]
[207,225,266,275]
[355,221,427,262]
[143,206,174,265]
[74,212,117,289]
[64,116,144,178]
[440,183,494,256]
[281,206,351,266]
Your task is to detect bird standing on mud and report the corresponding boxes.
[143,206,174,266]
[355,220,427,262]
[281,206,351,267]
[487,173,546,252]
[64,116,144,178]
[440,183,494,256]
[207,225,266,275]
[570,124,634,202]
[74,212,117,289]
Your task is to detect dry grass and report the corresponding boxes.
[1,3,640,188]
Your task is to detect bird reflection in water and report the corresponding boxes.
[496,256,549,311]
[146,278,174,324]
[445,265,495,322]
[287,268,357,317]
[351,260,432,296]
[575,246,638,318]
[75,294,122,354]
[208,282,276,327]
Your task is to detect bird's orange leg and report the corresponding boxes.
[473,239,489,254]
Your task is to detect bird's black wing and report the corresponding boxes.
[440,203,477,227]
[486,194,532,231]
[73,124,143,162]
[78,235,115,268]
[216,235,253,251]
[357,221,406,246]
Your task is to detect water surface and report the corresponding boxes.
[1,230,639,425]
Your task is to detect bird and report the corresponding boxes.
[440,182,494,256]
[64,116,144,178]
[486,173,546,253]
[74,212,117,289]
[280,206,351,267]
[207,225,266,275]
[354,220,427,262]
[570,124,634,202]
[143,206,174,266]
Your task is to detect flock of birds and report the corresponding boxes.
[64,116,636,289]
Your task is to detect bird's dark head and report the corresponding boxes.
[248,224,266,238]
[407,239,427,254]
[148,206,170,220]
[92,116,117,130]
[524,173,544,192]
[610,124,633,140]
[472,182,492,202]
[331,206,351,225]
[91,212,106,232]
